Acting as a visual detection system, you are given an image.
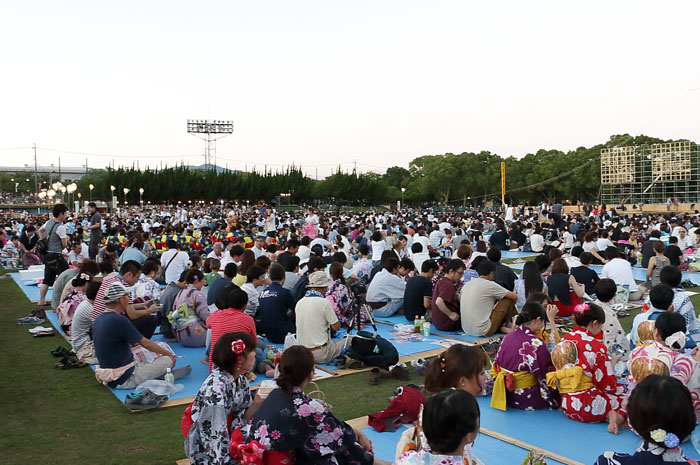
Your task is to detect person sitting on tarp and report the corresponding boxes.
[490,302,560,411]
[93,281,186,390]
[245,345,376,465]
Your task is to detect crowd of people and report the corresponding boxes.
[3,199,700,464]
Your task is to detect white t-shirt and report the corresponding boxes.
[160,249,190,284]
[601,258,639,292]
[596,238,614,251]
[371,240,386,261]
[295,296,338,348]
[562,231,574,249]
[530,234,545,252]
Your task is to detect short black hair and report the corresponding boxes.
[421,260,439,273]
[246,265,267,283]
[422,390,480,454]
[659,266,681,288]
[627,375,695,447]
[223,262,238,278]
[649,284,674,311]
[230,245,245,257]
[668,236,678,244]
[594,278,618,303]
[534,254,550,272]
[399,257,415,271]
[605,246,619,260]
[119,260,142,278]
[384,257,401,272]
[358,244,369,255]
[88,201,97,209]
[476,260,495,277]
[411,242,423,254]
[570,245,584,258]
[211,332,256,374]
[286,239,300,249]
[166,239,178,249]
[307,257,326,272]
[52,203,68,218]
[331,252,347,264]
[515,301,547,326]
[282,254,300,272]
[486,247,501,263]
[268,263,285,282]
[445,258,465,274]
[578,251,593,265]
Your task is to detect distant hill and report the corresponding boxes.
[186,164,235,174]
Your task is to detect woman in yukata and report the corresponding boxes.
[596,375,698,465]
[245,345,378,465]
[184,332,262,465]
[547,302,627,434]
[490,301,560,411]
[393,390,484,465]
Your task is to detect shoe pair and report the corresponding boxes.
[125,389,169,410]
[51,346,75,358]
[17,316,45,325]
[55,356,87,369]
[388,362,410,381]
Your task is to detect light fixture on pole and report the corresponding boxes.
[187,119,234,167]
[139,187,144,206]
[89,184,94,201]
[401,187,406,205]
[123,187,130,205]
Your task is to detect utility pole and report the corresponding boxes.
[59,157,61,182]
[33,143,38,196]
[85,157,88,175]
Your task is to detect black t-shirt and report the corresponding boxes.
[641,240,657,268]
[92,311,143,387]
[258,282,296,343]
[547,273,572,305]
[493,262,517,292]
[665,245,683,266]
[489,230,509,251]
[403,276,433,321]
[19,231,38,251]
[90,212,102,239]
[570,266,600,296]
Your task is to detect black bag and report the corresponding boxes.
[36,222,58,255]
[348,330,399,369]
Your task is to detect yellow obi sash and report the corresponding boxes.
[490,364,537,411]
[545,366,594,394]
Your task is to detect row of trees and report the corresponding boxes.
[4,134,694,206]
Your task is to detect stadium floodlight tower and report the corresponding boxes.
[186,119,234,168]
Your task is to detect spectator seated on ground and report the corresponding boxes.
[93,281,190,390]
[257,263,295,343]
[403,259,438,322]
[207,262,238,307]
[365,257,414,317]
[601,246,645,301]
[459,260,518,337]
[431,259,465,332]
[295,271,352,364]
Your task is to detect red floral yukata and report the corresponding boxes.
[559,326,626,423]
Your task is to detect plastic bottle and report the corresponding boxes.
[164,368,174,384]
[414,315,422,333]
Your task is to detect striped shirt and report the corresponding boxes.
[206,308,257,372]
[91,273,131,321]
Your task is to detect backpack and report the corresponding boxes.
[56,289,83,335]
[348,330,399,369]
[168,291,206,347]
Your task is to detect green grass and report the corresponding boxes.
[0,268,422,465]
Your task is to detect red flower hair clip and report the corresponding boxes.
[231,339,246,355]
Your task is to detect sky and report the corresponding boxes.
[1,1,699,178]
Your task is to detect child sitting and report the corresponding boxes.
[1,235,19,267]
[548,302,626,434]
[394,389,484,465]
[595,375,696,464]
[630,284,674,347]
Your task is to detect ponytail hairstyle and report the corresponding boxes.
[276,345,315,396]
[424,345,487,394]
[521,261,543,299]
[211,332,256,375]
[572,302,606,327]
[515,301,547,327]
[655,311,687,351]
[71,272,93,288]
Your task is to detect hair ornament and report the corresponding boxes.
[664,331,686,351]
[573,303,589,315]
[79,273,92,280]
[650,428,679,448]
[440,355,446,373]
[231,339,246,355]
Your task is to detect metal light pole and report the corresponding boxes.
[401,187,406,206]
[89,184,94,201]
[139,187,144,207]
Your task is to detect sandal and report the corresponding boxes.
[33,331,55,338]
[51,346,74,358]
[367,367,381,385]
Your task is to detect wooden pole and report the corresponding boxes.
[479,427,584,465]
